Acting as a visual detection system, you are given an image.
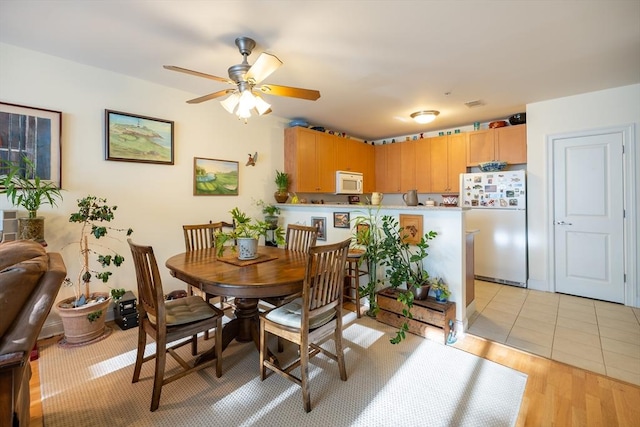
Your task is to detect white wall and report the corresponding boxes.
[526,84,640,306]
[0,43,289,329]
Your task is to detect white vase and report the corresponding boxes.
[237,237,258,260]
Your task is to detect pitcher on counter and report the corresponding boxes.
[403,189,418,206]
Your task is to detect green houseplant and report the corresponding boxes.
[58,195,133,345]
[0,156,63,242]
[216,207,285,259]
[377,215,438,343]
[274,170,290,203]
[255,199,281,228]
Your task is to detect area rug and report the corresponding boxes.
[39,314,527,427]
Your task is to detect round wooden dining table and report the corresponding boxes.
[165,246,308,364]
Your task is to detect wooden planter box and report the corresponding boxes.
[376,287,455,344]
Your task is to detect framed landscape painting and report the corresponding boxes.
[0,102,62,187]
[105,110,174,164]
[193,157,239,196]
[333,212,350,228]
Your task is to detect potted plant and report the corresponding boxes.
[274,170,290,203]
[0,156,63,243]
[58,195,133,345]
[430,277,450,302]
[375,215,438,344]
[351,207,387,318]
[216,207,285,260]
[255,199,281,228]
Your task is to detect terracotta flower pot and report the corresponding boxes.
[58,292,111,344]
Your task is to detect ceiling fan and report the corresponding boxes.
[164,36,320,120]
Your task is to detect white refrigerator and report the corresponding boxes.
[460,170,528,287]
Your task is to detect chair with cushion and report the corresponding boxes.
[262,223,319,350]
[128,239,224,412]
[259,238,351,412]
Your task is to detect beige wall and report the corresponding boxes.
[0,43,288,317]
[526,84,640,307]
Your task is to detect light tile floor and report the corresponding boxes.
[468,280,640,386]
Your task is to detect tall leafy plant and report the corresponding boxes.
[64,196,133,306]
[0,156,62,217]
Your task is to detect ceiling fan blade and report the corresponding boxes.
[245,52,282,84]
[257,84,321,101]
[187,89,236,104]
[164,65,233,84]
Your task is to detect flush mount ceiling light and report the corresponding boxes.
[411,110,440,124]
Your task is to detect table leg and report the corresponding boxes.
[194,297,279,366]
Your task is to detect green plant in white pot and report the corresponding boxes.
[58,195,133,345]
[216,207,284,260]
[0,156,63,243]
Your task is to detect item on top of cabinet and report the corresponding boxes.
[473,122,480,130]
[488,120,508,129]
[288,119,308,127]
[478,160,508,172]
[310,126,325,132]
[442,194,459,207]
[508,113,526,125]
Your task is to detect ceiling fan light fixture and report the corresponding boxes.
[411,110,440,124]
[254,94,271,116]
[220,92,240,114]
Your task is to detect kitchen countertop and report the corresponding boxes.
[277,203,467,211]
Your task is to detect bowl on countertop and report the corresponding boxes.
[489,120,508,129]
[508,113,526,125]
[478,161,508,172]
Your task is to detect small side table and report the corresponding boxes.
[344,249,367,318]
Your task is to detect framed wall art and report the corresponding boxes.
[333,212,350,228]
[311,217,327,241]
[193,157,239,196]
[355,223,370,245]
[105,109,174,164]
[399,214,423,245]
[0,102,62,187]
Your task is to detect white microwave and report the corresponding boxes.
[335,171,363,194]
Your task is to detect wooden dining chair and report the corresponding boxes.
[262,223,319,351]
[128,239,224,412]
[182,221,234,308]
[259,238,351,413]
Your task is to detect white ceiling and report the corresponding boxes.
[1,1,639,141]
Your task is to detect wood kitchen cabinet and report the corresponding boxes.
[467,124,526,166]
[415,138,432,193]
[430,133,467,193]
[400,140,417,192]
[284,127,336,193]
[336,138,375,193]
[374,143,402,193]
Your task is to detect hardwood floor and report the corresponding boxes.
[30,309,640,426]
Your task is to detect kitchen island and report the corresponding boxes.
[276,203,473,334]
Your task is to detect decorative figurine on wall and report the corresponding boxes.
[246,152,258,166]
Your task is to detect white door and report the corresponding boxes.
[553,130,625,303]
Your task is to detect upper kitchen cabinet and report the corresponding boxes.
[335,138,375,193]
[375,143,402,193]
[415,138,431,193]
[430,133,467,193]
[285,127,336,193]
[467,124,526,166]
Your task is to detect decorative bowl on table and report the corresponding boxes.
[478,161,508,172]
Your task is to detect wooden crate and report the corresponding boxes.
[376,287,455,344]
